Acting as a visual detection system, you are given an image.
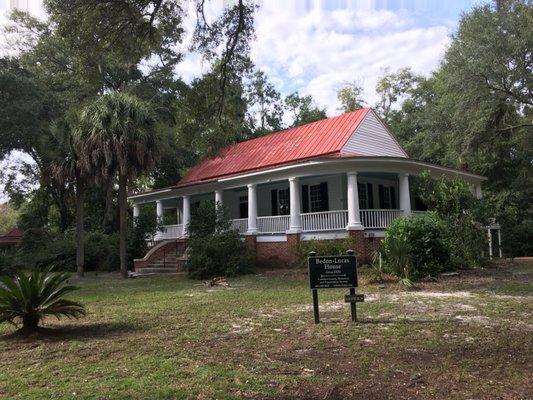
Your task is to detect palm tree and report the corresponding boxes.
[79,92,158,278]
[48,113,90,278]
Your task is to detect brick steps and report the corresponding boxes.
[134,240,188,274]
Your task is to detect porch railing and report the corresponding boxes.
[257,215,290,234]
[301,210,348,232]
[360,209,404,229]
[231,218,248,234]
[153,210,424,240]
[154,224,183,240]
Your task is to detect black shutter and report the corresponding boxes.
[320,182,329,211]
[390,187,397,209]
[378,185,385,209]
[357,183,366,209]
[271,189,278,216]
[367,183,374,209]
[302,185,309,213]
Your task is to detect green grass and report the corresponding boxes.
[1,263,532,399]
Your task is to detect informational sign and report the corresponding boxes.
[344,294,365,303]
[308,255,357,289]
[308,251,361,324]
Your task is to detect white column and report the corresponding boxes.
[487,228,493,260]
[215,190,224,208]
[247,184,258,234]
[182,195,191,237]
[474,183,483,199]
[156,200,164,225]
[399,173,412,216]
[132,204,140,226]
[346,172,363,230]
[288,177,301,233]
[497,229,502,258]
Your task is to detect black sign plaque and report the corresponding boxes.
[308,255,358,289]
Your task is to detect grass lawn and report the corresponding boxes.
[1,261,532,399]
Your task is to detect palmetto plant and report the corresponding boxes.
[0,267,86,331]
[79,92,158,278]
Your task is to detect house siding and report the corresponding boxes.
[341,110,407,158]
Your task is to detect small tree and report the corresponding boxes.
[186,202,253,279]
[414,171,488,268]
[380,214,451,285]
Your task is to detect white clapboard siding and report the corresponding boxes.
[341,110,407,157]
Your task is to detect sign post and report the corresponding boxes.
[308,250,363,324]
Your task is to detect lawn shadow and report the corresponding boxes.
[0,321,141,343]
[316,317,438,325]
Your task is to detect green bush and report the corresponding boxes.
[186,202,254,279]
[294,238,356,268]
[381,214,451,282]
[0,267,85,331]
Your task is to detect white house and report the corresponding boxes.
[129,108,486,271]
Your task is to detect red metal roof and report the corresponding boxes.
[177,108,371,186]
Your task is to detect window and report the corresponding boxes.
[239,195,248,219]
[271,188,290,215]
[378,185,397,209]
[306,182,329,213]
[278,188,290,215]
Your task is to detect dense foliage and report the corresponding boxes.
[380,214,451,284]
[0,267,85,331]
[414,172,488,268]
[186,202,254,279]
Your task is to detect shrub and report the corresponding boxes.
[0,267,85,331]
[380,214,451,282]
[186,202,254,279]
[0,249,17,276]
[414,171,487,268]
[294,237,356,268]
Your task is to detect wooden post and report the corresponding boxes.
[349,287,357,322]
[312,289,319,324]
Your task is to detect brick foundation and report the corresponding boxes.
[253,232,382,268]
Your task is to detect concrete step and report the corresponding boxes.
[135,267,180,274]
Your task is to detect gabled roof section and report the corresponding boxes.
[177,108,408,186]
[341,109,408,158]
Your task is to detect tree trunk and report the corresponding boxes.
[103,180,114,232]
[118,173,128,278]
[75,183,85,278]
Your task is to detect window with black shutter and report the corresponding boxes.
[302,185,309,213]
[271,190,278,216]
[367,183,374,209]
[358,183,367,209]
[390,187,397,209]
[239,195,248,218]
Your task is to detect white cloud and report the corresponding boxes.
[251,2,452,114]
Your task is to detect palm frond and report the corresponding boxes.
[0,268,85,331]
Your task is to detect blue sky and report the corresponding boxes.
[175,0,489,112]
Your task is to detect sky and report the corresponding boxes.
[0,0,488,201]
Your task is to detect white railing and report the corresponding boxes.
[154,224,183,240]
[257,215,290,233]
[231,218,248,234]
[302,210,348,232]
[360,209,404,229]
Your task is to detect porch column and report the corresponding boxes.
[182,195,191,237]
[132,204,140,226]
[346,172,363,230]
[399,173,412,216]
[288,177,301,233]
[215,190,224,208]
[247,184,258,234]
[156,200,164,225]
